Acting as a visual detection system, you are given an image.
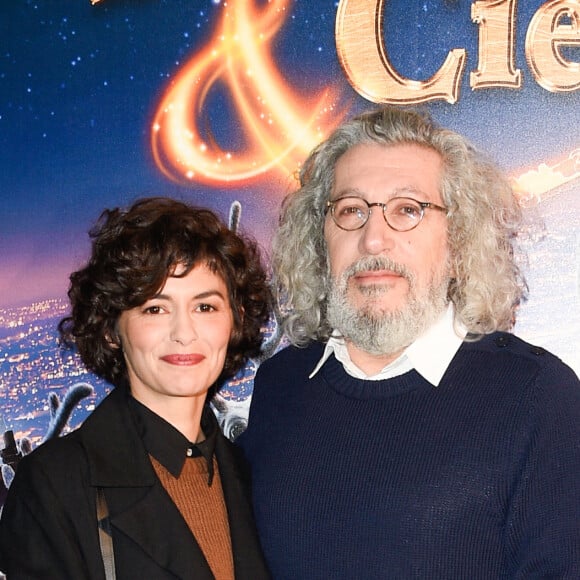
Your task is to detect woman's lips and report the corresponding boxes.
[161,354,205,365]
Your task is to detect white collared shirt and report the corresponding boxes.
[309,304,467,387]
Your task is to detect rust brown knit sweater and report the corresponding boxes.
[150,454,234,579]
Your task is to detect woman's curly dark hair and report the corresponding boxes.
[59,197,272,388]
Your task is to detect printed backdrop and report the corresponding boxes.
[1,0,579,500]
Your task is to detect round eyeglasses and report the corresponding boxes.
[325,196,448,232]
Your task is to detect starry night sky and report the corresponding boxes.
[1,0,578,309]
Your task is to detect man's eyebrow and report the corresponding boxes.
[331,187,365,199]
[333,186,430,199]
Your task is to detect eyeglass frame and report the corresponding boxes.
[325,196,448,232]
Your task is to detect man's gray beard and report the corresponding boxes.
[326,255,450,356]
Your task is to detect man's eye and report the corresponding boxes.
[395,204,421,219]
[338,203,365,217]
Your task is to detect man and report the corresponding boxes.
[237,107,580,578]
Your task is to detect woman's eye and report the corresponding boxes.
[197,303,216,313]
[143,305,163,314]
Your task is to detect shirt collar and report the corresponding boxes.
[310,303,466,387]
[127,395,218,484]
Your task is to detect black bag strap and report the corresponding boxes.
[96,487,117,580]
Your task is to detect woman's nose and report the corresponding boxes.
[169,313,197,345]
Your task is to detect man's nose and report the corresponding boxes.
[359,208,396,255]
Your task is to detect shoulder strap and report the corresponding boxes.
[96,487,117,580]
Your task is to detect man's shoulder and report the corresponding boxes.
[461,331,577,379]
[465,331,558,358]
[259,341,325,370]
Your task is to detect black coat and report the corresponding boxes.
[0,387,270,579]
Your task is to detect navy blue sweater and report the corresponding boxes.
[238,333,580,579]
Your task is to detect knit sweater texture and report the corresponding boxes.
[151,455,234,579]
[238,332,580,579]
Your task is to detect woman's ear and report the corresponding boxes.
[105,331,121,349]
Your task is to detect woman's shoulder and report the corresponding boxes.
[4,428,88,503]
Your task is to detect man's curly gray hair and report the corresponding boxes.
[272,106,527,346]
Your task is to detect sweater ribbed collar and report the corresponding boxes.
[320,353,426,400]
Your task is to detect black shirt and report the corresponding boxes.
[127,394,218,484]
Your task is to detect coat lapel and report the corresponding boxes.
[79,388,215,579]
[108,484,214,579]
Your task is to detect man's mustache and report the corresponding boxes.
[343,256,413,282]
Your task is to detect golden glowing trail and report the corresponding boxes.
[151,0,346,187]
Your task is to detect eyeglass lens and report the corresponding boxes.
[331,197,424,231]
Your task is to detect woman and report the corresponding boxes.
[0,197,272,579]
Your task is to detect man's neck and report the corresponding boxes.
[346,342,406,376]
